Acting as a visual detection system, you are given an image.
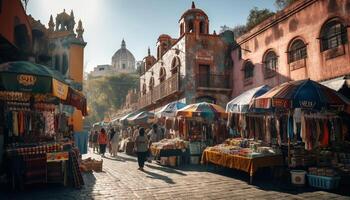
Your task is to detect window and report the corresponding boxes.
[99,68,104,71]
[180,23,184,35]
[171,56,180,74]
[122,63,126,69]
[199,21,206,34]
[142,83,147,95]
[288,39,307,63]
[149,77,154,90]
[159,67,166,82]
[243,61,254,79]
[263,51,277,77]
[320,19,347,51]
[188,20,194,33]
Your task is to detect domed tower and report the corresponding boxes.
[112,39,136,73]
[143,47,156,72]
[179,1,209,36]
[156,34,172,59]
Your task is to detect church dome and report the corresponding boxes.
[112,39,135,61]
[112,39,136,73]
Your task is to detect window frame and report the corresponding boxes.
[243,61,254,79]
[288,39,307,63]
[263,51,277,78]
[320,19,347,52]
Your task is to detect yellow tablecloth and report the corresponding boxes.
[201,149,284,176]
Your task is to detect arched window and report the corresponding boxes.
[199,21,206,34]
[288,39,307,63]
[187,20,194,33]
[159,67,166,82]
[171,56,180,74]
[180,23,184,35]
[142,83,147,95]
[243,61,254,79]
[149,77,154,90]
[320,19,347,51]
[263,51,277,78]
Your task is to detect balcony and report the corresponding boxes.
[197,74,231,91]
[138,74,180,109]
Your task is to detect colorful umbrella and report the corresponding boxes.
[176,102,227,120]
[0,61,69,100]
[226,85,271,113]
[127,111,155,126]
[253,79,349,111]
[156,101,187,118]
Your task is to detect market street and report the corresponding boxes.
[1,149,349,200]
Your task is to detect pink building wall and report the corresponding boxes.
[231,0,350,97]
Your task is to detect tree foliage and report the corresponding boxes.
[83,74,139,126]
[275,0,297,10]
[246,7,275,30]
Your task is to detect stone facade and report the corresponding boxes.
[90,64,114,77]
[138,2,233,110]
[231,0,350,98]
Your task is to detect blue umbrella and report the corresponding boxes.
[156,102,187,118]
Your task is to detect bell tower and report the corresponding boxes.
[179,1,209,36]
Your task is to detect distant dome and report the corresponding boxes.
[112,39,136,73]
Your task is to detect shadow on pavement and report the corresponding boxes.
[145,164,187,176]
[142,169,176,184]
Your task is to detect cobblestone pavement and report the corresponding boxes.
[1,149,350,200]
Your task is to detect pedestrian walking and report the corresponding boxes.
[110,128,119,157]
[108,128,116,155]
[134,127,149,170]
[92,131,99,153]
[98,128,108,157]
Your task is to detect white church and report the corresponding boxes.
[90,39,136,77]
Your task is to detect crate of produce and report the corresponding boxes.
[307,174,340,190]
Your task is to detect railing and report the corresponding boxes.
[138,73,180,109]
[197,74,231,89]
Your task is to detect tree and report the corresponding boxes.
[275,0,297,10]
[232,24,247,38]
[246,7,275,30]
[83,73,139,126]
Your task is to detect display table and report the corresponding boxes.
[201,149,284,183]
[150,146,184,158]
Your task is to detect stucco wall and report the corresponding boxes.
[231,0,350,97]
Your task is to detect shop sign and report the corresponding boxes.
[52,79,69,100]
[272,98,290,108]
[299,100,316,109]
[17,74,37,86]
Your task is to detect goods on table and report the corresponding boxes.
[152,138,187,150]
[206,138,281,158]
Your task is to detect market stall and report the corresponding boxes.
[0,61,87,189]
[202,138,283,183]
[176,102,228,164]
[150,138,187,166]
[251,79,350,189]
[127,111,155,127]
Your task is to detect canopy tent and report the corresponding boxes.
[127,111,155,126]
[226,85,271,113]
[0,61,69,100]
[0,61,88,115]
[253,79,349,111]
[119,112,138,125]
[320,76,350,91]
[155,101,187,118]
[176,102,227,120]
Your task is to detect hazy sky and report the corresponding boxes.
[27,0,276,72]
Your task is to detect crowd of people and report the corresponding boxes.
[89,123,166,170]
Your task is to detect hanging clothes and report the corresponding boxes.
[12,111,19,136]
